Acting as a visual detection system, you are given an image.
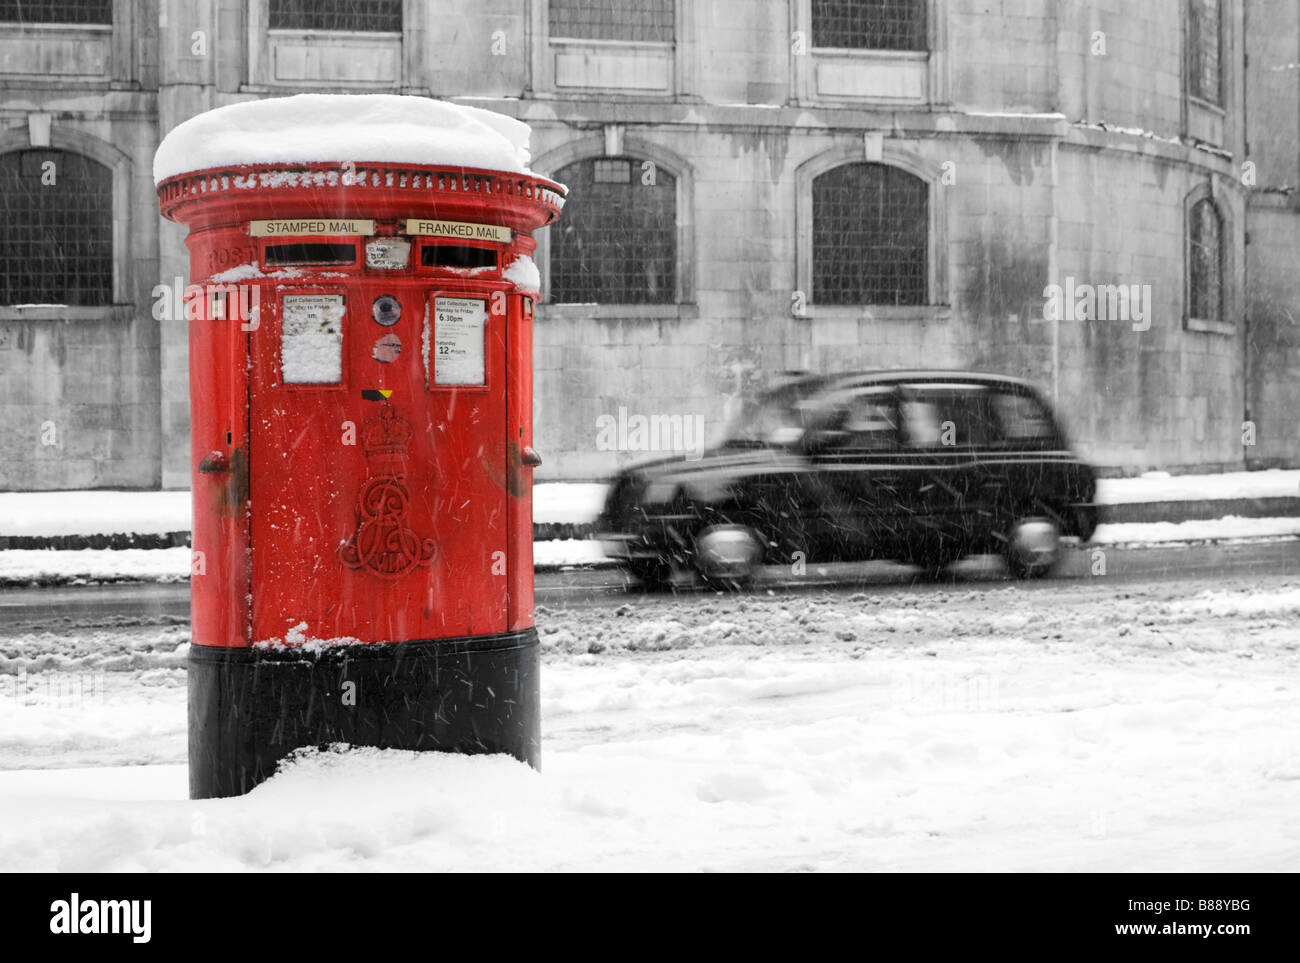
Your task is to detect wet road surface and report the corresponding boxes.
[0,539,1296,635]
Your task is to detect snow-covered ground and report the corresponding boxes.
[1,574,1298,871]
[0,547,194,583]
[0,491,193,538]
[2,471,1296,538]
[0,539,607,582]
[2,516,1298,583]
[0,484,605,537]
[1091,515,1300,545]
[535,482,609,524]
[1096,469,1300,504]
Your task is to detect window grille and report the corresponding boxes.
[1189,198,1223,321]
[1187,0,1222,104]
[811,0,927,51]
[0,150,113,307]
[269,0,402,32]
[550,157,676,304]
[548,0,674,42]
[0,1,111,24]
[812,163,927,306]
[593,159,631,184]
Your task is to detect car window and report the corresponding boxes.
[797,386,899,452]
[840,388,899,450]
[991,390,1056,442]
[900,399,943,446]
[899,384,996,448]
[726,383,825,446]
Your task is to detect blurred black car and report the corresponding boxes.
[595,371,1099,587]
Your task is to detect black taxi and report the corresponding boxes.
[595,371,1099,586]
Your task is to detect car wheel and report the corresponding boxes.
[693,525,763,590]
[1003,515,1062,579]
[626,557,675,591]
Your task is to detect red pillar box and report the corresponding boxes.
[155,95,565,798]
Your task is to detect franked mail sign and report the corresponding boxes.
[433,296,487,386]
[406,218,512,243]
[251,218,375,236]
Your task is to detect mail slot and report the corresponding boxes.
[263,242,358,266]
[155,95,566,798]
[422,244,499,269]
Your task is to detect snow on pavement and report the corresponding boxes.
[1,574,1298,871]
[0,491,192,537]
[0,547,194,583]
[534,482,609,524]
[3,516,1298,583]
[1090,515,1300,545]
[0,483,604,538]
[1096,468,1300,504]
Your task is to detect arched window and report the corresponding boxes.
[1188,197,1223,322]
[811,0,927,51]
[0,150,113,307]
[812,162,928,306]
[549,157,676,305]
[1188,0,1221,104]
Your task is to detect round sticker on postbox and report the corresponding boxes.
[372,294,401,326]
[372,333,402,363]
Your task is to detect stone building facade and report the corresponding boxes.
[0,0,1295,489]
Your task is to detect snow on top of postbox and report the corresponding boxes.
[153,94,532,184]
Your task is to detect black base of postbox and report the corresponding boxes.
[188,628,540,799]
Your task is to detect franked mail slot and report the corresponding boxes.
[421,244,498,269]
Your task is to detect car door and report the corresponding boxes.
[985,385,1068,532]
[804,385,907,561]
[896,383,998,547]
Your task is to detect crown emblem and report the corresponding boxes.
[341,403,436,579]
[362,405,413,465]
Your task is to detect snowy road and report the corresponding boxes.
[1,538,1297,632]
[1,548,1298,871]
